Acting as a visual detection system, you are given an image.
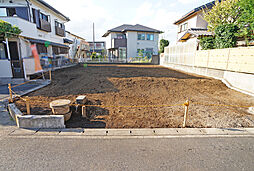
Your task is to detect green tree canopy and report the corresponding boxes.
[159,39,169,53]
[203,0,240,31]
[0,20,22,37]
[236,0,254,43]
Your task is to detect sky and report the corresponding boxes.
[45,0,212,43]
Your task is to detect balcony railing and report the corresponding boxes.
[55,26,65,37]
[112,38,127,48]
[40,19,51,32]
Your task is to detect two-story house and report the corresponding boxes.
[102,24,161,62]
[0,0,70,79]
[173,1,217,44]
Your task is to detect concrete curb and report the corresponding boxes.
[8,128,254,138]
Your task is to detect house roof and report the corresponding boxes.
[174,0,220,25]
[66,31,86,40]
[102,24,162,37]
[36,0,70,21]
[179,28,214,42]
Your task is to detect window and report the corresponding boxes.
[117,34,126,39]
[147,34,154,41]
[145,48,153,58]
[36,43,47,54]
[55,21,64,29]
[0,8,16,16]
[40,12,49,22]
[0,8,7,16]
[138,33,145,40]
[179,23,188,32]
[0,43,7,59]
[7,8,16,16]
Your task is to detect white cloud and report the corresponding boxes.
[45,0,120,41]
[131,1,181,43]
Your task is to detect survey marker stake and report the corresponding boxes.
[8,83,13,103]
[183,100,190,128]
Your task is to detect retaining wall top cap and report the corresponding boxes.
[50,99,71,107]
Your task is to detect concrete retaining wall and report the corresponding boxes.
[161,62,254,96]
[8,103,65,129]
[16,115,65,129]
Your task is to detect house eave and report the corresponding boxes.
[36,0,70,21]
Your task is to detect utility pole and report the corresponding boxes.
[93,22,95,53]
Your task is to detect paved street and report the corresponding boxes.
[0,135,254,171]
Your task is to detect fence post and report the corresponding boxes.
[49,69,52,81]
[183,100,190,128]
[82,106,87,118]
[8,83,13,103]
[26,99,31,115]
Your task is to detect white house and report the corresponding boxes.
[173,1,216,44]
[102,24,161,62]
[162,1,217,66]
[0,0,70,79]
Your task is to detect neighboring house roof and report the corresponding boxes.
[36,0,70,21]
[179,28,214,42]
[174,0,221,25]
[102,24,162,37]
[66,31,86,40]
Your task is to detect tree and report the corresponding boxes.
[0,20,22,37]
[236,0,254,44]
[203,0,240,31]
[215,24,239,48]
[159,39,169,53]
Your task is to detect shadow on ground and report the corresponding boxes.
[28,65,205,97]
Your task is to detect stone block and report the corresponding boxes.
[17,115,65,129]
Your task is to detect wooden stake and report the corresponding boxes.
[8,83,13,103]
[49,69,52,81]
[26,100,31,115]
[82,106,87,118]
[183,100,190,128]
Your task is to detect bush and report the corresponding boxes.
[215,24,239,49]
[236,0,254,45]
[90,52,97,59]
[199,36,215,50]
[0,20,22,37]
[159,39,169,53]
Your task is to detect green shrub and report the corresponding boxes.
[236,0,254,45]
[159,39,169,53]
[199,36,215,50]
[0,20,22,37]
[215,24,239,49]
[91,52,97,59]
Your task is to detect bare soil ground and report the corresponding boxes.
[15,64,254,128]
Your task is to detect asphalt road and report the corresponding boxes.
[0,136,253,171]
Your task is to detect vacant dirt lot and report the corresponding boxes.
[16,64,254,128]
